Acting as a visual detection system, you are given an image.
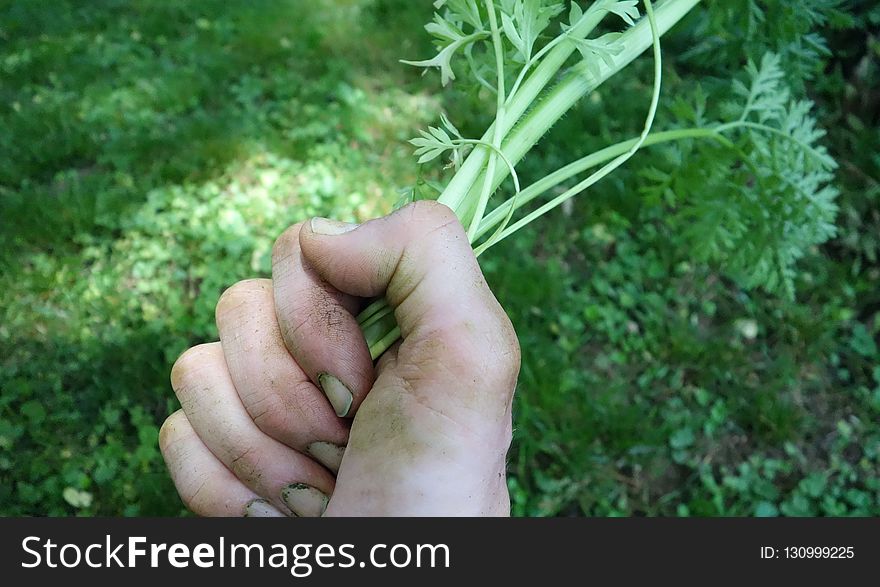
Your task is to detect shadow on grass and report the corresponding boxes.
[0,327,183,515]
[0,0,431,256]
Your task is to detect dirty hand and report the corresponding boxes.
[159,201,520,516]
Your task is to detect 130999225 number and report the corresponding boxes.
[784,547,854,559]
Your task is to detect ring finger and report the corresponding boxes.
[170,342,334,516]
[160,410,286,517]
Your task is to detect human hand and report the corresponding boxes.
[159,201,520,516]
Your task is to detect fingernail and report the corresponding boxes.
[318,373,353,417]
[281,483,329,517]
[310,217,358,235]
[244,499,285,517]
[307,441,346,474]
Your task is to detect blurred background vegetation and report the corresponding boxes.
[1,0,878,516]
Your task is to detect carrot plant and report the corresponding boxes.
[359,0,839,358]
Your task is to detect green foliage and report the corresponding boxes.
[649,53,839,295]
[678,0,852,89]
[501,0,565,63]
[487,209,879,516]
[400,4,489,86]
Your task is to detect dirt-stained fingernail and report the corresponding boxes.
[307,441,346,474]
[244,499,285,517]
[310,217,359,236]
[317,373,353,417]
[281,483,329,517]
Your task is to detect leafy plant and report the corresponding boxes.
[357,0,839,357]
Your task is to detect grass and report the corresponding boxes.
[1,0,878,516]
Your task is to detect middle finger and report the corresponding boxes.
[215,278,349,472]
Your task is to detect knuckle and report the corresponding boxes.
[306,287,350,342]
[228,444,261,480]
[279,286,352,349]
[248,392,289,437]
[279,309,311,348]
[158,410,189,453]
[216,278,271,321]
[272,222,303,262]
[170,342,223,392]
[403,201,463,243]
[407,199,458,227]
[250,380,337,444]
[292,381,340,428]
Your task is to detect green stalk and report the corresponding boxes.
[474,128,729,240]
[360,307,400,358]
[502,0,619,124]
[474,112,831,244]
[476,0,665,255]
[439,0,702,227]
[358,297,390,325]
[468,0,508,241]
[492,0,700,193]
[437,0,621,216]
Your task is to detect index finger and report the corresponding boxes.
[272,223,375,419]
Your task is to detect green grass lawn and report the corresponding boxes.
[1,0,878,516]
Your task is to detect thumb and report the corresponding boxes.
[299,201,520,418]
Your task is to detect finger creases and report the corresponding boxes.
[272,223,375,419]
[170,342,334,516]
[159,410,285,517]
[215,277,349,469]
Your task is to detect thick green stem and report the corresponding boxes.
[474,0,666,256]
[359,304,400,359]
[439,0,701,227]
[468,0,508,242]
[437,0,621,217]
